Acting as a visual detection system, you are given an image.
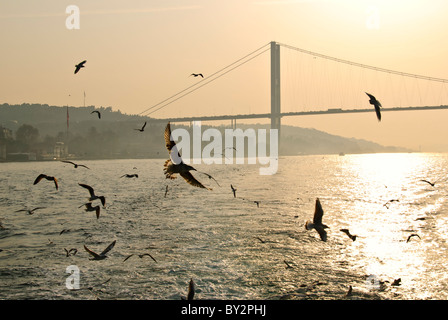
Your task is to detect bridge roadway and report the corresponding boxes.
[147,105,448,124]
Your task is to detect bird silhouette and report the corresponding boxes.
[15,207,46,215]
[164,185,169,198]
[305,198,329,241]
[231,184,237,198]
[79,202,101,219]
[78,183,106,206]
[190,73,204,78]
[61,160,90,169]
[134,121,146,132]
[365,92,382,121]
[420,179,436,187]
[284,260,293,269]
[406,234,421,243]
[340,228,357,241]
[120,174,138,178]
[64,248,78,257]
[33,174,58,190]
[163,122,213,190]
[383,199,399,209]
[84,240,116,260]
[123,253,157,263]
[91,110,101,119]
[74,60,86,74]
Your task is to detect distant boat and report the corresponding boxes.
[339,152,345,156]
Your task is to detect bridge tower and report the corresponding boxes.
[270,41,281,136]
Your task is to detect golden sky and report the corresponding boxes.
[1,0,448,151]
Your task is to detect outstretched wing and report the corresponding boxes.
[100,240,116,256]
[180,172,209,190]
[164,122,177,153]
[84,245,101,259]
[79,183,95,197]
[313,198,324,224]
[33,174,47,185]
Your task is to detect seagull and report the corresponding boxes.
[305,198,329,241]
[190,73,204,78]
[123,253,157,263]
[120,174,138,178]
[181,278,195,300]
[284,260,293,269]
[383,199,399,209]
[254,201,260,208]
[231,184,237,198]
[365,92,382,121]
[78,183,106,206]
[391,278,401,286]
[15,207,46,215]
[79,202,101,219]
[33,174,58,190]
[163,122,213,190]
[91,110,101,119]
[64,248,78,257]
[340,228,357,241]
[254,237,266,243]
[59,229,70,235]
[406,233,421,243]
[420,179,436,187]
[134,121,146,132]
[74,60,86,74]
[61,160,90,169]
[84,240,116,260]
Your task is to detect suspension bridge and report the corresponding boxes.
[139,41,448,132]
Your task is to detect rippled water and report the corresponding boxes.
[1,153,448,300]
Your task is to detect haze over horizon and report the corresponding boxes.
[1,0,448,151]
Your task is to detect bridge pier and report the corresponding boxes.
[271,41,281,138]
[231,119,236,129]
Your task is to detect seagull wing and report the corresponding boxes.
[164,122,177,153]
[313,198,324,224]
[61,160,76,166]
[33,174,47,185]
[374,104,382,121]
[79,183,95,197]
[100,240,116,256]
[123,254,134,262]
[141,253,158,263]
[365,92,376,101]
[142,122,147,130]
[187,279,195,300]
[180,171,209,189]
[315,226,328,242]
[84,245,101,259]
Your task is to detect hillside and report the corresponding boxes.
[0,103,410,161]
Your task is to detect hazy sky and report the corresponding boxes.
[1,0,448,151]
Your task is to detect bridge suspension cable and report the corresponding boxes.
[278,42,448,83]
[138,42,271,117]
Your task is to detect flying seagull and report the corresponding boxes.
[406,233,421,243]
[74,60,86,74]
[79,202,101,219]
[383,199,399,209]
[305,198,329,241]
[15,207,46,215]
[365,92,382,121]
[123,253,157,263]
[164,185,169,198]
[134,121,146,132]
[64,248,78,257]
[181,278,195,300]
[33,174,58,190]
[231,184,237,198]
[91,110,101,119]
[420,179,436,187]
[163,122,213,190]
[340,228,357,241]
[84,240,116,260]
[61,160,90,169]
[190,73,204,78]
[120,174,138,178]
[284,260,293,269]
[78,183,106,206]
